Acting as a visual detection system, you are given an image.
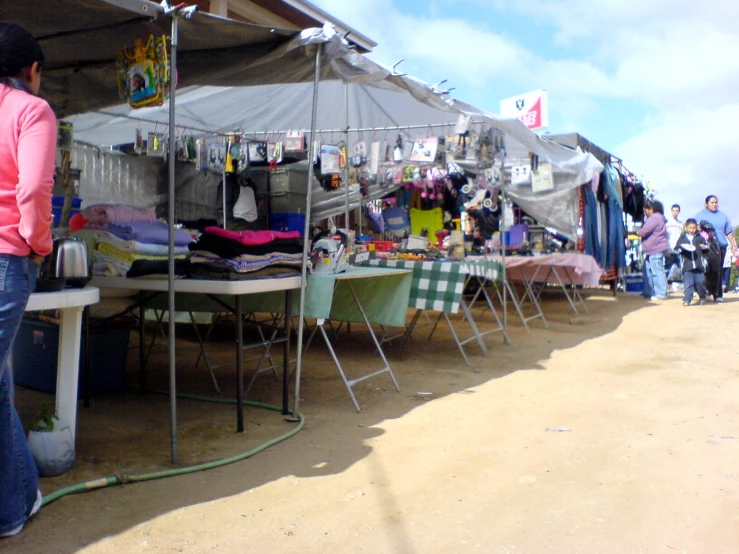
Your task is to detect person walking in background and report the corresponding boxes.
[675,218,708,306]
[695,195,738,303]
[637,200,670,301]
[0,24,56,538]
[722,247,736,294]
[665,204,683,292]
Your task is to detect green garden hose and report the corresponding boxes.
[41,394,304,507]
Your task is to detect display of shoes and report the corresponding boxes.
[0,490,42,538]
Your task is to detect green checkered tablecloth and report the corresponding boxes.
[458,258,505,283]
[359,259,468,314]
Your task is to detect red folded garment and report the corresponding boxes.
[203,226,301,246]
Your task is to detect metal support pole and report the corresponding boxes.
[500,180,509,345]
[343,84,350,228]
[222,138,229,229]
[167,15,179,465]
[292,44,322,418]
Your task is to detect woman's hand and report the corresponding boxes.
[30,253,45,265]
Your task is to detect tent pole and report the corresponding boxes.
[343,83,350,228]
[222,138,228,229]
[167,15,179,464]
[292,44,322,418]
[500,180,509,345]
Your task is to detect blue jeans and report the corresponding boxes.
[646,252,667,298]
[683,269,706,303]
[0,255,38,535]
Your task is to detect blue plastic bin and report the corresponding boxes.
[270,212,306,235]
[51,196,83,227]
[12,319,130,397]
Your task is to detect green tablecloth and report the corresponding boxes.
[359,258,505,314]
[145,266,412,328]
[458,258,505,283]
[360,259,467,314]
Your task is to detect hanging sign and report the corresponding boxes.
[410,137,439,163]
[499,90,549,131]
[116,35,170,109]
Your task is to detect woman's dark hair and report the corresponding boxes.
[705,195,717,205]
[646,200,664,214]
[0,23,44,89]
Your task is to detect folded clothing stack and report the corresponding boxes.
[188,227,304,280]
[90,221,194,277]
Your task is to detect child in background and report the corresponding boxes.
[676,218,708,306]
[722,247,736,293]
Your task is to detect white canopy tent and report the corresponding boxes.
[68,79,603,240]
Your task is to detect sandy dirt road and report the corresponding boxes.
[5,290,739,553]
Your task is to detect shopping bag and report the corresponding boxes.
[667,262,682,283]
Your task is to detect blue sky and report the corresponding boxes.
[312,0,739,223]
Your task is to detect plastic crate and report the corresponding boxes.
[52,196,83,209]
[624,276,644,293]
[374,241,396,252]
[51,196,83,227]
[52,208,80,227]
[270,212,306,235]
[12,318,130,397]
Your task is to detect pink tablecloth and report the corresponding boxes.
[491,253,604,287]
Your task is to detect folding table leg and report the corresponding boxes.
[441,312,471,367]
[188,311,220,393]
[317,322,361,412]
[426,311,444,340]
[400,308,424,347]
[346,281,401,393]
[556,267,589,316]
[474,279,510,345]
[458,294,489,355]
[235,295,245,433]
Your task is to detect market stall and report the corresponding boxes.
[11,0,607,465]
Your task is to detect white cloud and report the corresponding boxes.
[615,104,739,224]
[314,0,739,216]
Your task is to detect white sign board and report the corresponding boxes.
[499,90,549,131]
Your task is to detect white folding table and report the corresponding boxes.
[90,276,300,432]
[22,287,100,446]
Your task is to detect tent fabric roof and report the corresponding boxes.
[8,0,604,238]
[544,132,617,167]
[5,0,301,116]
[68,80,601,239]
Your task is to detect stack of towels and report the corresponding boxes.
[72,204,194,277]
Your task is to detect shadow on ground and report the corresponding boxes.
[6,288,650,553]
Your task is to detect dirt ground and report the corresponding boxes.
[4,286,739,553]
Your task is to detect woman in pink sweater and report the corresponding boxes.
[0,23,56,538]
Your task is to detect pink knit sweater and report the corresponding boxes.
[0,84,56,257]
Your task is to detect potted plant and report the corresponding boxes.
[26,400,75,477]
